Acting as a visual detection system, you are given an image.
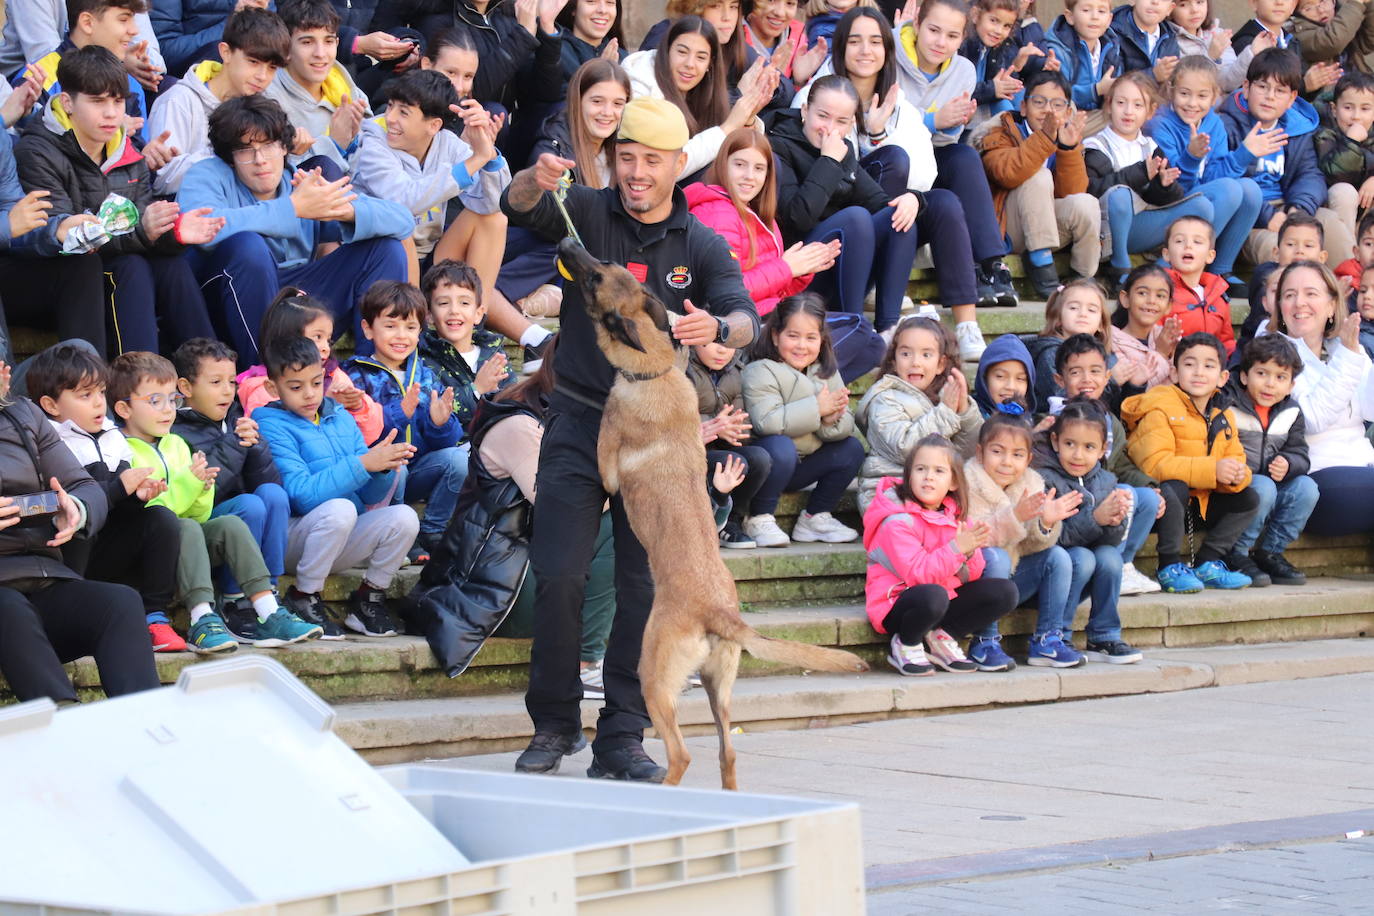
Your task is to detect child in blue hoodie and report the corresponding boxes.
[1042,0,1122,111]
[177,93,413,365]
[344,281,467,560]
[1145,54,1264,297]
[1109,0,1183,82]
[973,332,1038,418]
[1216,47,1352,266]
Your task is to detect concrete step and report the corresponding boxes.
[334,638,1374,763]
[46,575,1374,708]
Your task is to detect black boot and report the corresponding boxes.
[1253,550,1307,585]
[515,730,588,774]
[974,265,1000,308]
[1028,262,1061,300]
[984,259,1019,307]
[587,743,668,783]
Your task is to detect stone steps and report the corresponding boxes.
[335,638,1374,763]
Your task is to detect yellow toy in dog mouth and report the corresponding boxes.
[554,171,581,282]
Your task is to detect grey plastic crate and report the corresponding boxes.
[0,656,863,915]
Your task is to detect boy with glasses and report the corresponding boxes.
[1217,48,1352,264]
[109,351,323,653]
[980,69,1103,298]
[178,92,412,364]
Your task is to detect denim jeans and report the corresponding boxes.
[1118,485,1160,565]
[1104,188,1213,272]
[978,545,1074,639]
[1235,473,1320,554]
[212,483,290,593]
[749,434,866,516]
[403,445,471,540]
[1065,543,1124,643]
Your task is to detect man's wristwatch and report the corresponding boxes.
[715,315,730,343]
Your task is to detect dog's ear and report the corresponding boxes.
[602,310,645,353]
[642,293,671,335]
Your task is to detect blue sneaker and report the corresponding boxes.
[968,636,1016,672]
[1026,631,1084,668]
[188,612,238,655]
[253,608,324,648]
[1156,562,1204,593]
[1195,559,1251,590]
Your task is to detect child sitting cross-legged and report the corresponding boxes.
[345,280,467,561]
[29,342,183,653]
[1224,334,1318,585]
[109,352,323,651]
[416,259,513,436]
[171,339,326,640]
[1121,332,1261,592]
[864,434,1021,676]
[965,414,1083,671]
[255,336,421,637]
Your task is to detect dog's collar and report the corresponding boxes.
[617,367,671,382]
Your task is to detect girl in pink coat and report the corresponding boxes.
[863,434,1019,677]
[686,128,839,316]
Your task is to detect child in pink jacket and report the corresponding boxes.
[864,434,1019,677]
[685,130,838,315]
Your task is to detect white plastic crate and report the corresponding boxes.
[0,656,863,915]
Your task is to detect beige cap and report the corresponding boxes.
[616,97,690,151]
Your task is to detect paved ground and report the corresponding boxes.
[445,673,1374,868]
[869,837,1374,913]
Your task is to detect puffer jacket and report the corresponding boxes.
[1036,453,1127,548]
[1042,13,1122,109]
[50,416,134,516]
[1290,1,1374,70]
[963,457,1061,570]
[1165,267,1236,355]
[1110,324,1171,392]
[15,100,178,259]
[684,182,813,315]
[1286,333,1374,472]
[766,108,902,244]
[863,476,986,630]
[686,349,747,423]
[974,332,1038,417]
[404,395,536,677]
[1032,405,1156,488]
[1216,89,1326,228]
[344,350,463,459]
[172,402,282,504]
[125,432,214,522]
[855,373,983,511]
[418,326,513,436]
[742,358,855,457]
[1120,383,1252,513]
[1225,378,1311,480]
[254,397,398,515]
[0,398,105,585]
[1313,102,1374,188]
[1109,4,1181,76]
[978,111,1088,232]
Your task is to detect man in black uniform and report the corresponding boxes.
[501,98,759,781]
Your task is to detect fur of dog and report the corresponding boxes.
[557,238,869,789]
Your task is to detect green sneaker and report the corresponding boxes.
[188,612,238,655]
[253,608,324,647]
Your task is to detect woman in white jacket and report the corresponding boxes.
[620,15,774,179]
[1275,260,1374,535]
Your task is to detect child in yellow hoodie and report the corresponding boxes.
[1120,332,1260,593]
[110,353,322,653]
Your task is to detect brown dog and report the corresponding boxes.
[557,238,868,790]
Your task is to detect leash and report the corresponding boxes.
[554,171,582,282]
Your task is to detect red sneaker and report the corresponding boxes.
[149,622,187,652]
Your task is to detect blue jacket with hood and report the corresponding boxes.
[1042,14,1122,110]
[974,333,1038,418]
[1109,5,1181,77]
[254,397,398,516]
[1145,104,1256,191]
[1216,89,1325,228]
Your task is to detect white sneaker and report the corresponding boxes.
[924,628,978,672]
[579,660,604,700]
[743,514,790,548]
[887,633,934,676]
[791,510,859,543]
[955,320,987,362]
[1119,562,1163,596]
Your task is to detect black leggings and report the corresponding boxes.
[1155,480,1260,567]
[0,578,159,703]
[881,578,1020,645]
